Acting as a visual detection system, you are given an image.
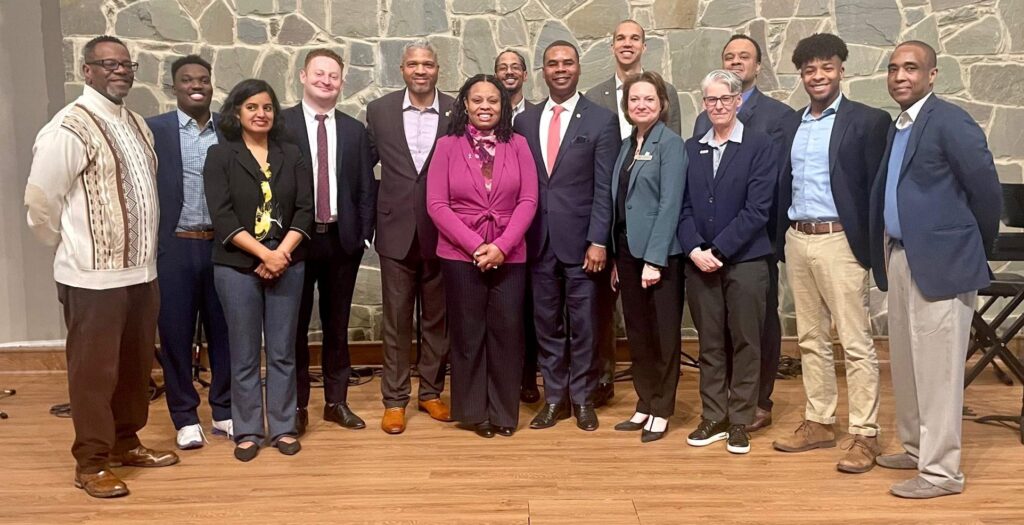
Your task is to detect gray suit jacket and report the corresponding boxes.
[585,75,682,138]
[609,121,687,267]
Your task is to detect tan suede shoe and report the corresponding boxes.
[74,468,129,498]
[381,407,406,434]
[418,398,453,422]
[837,435,881,473]
[772,420,836,452]
[109,445,180,468]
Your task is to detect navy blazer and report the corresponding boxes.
[677,126,777,263]
[609,121,687,267]
[776,96,891,267]
[281,103,376,256]
[146,110,224,253]
[869,94,1001,298]
[513,94,621,264]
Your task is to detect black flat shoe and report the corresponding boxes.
[274,438,301,455]
[530,403,571,429]
[496,426,515,437]
[520,384,541,404]
[233,442,260,462]
[475,422,495,438]
[614,418,648,431]
[641,428,667,443]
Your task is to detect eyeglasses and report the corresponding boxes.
[86,59,140,72]
[702,94,738,108]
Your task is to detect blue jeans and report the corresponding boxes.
[214,262,305,444]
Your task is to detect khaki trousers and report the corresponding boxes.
[785,228,880,436]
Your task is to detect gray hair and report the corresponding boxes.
[402,39,436,61]
[700,69,742,96]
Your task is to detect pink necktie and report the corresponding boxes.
[315,114,330,223]
[546,105,565,175]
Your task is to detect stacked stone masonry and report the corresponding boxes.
[60,0,1024,340]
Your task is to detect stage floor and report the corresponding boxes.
[0,364,1022,524]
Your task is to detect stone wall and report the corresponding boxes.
[59,0,1024,340]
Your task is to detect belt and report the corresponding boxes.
[791,221,843,235]
[315,222,337,234]
[174,230,214,240]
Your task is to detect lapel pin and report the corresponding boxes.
[604,91,610,96]
[575,113,581,119]
[445,110,451,117]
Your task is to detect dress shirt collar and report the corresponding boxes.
[801,92,844,122]
[402,88,440,112]
[301,99,335,123]
[699,118,745,148]
[741,87,755,104]
[176,108,214,130]
[543,91,581,115]
[81,85,128,120]
[896,92,932,130]
[512,96,526,116]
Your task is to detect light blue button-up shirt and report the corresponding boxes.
[787,94,843,222]
[176,109,217,231]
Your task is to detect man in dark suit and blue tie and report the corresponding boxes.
[282,49,376,436]
[693,34,795,432]
[513,40,620,431]
[146,55,232,450]
[870,41,1001,499]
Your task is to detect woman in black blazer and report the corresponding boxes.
[608,72,687,443]
[204,79,313,461]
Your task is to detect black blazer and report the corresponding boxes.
[281,103,376,255]
[776,96,891,267]
[869,95,1001,298]
[203,139,314,269]
[512,94,621,264]
[677,127,777,264]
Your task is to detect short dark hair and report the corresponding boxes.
[494,49,528,73]
[725,34,762,64]
[170,55,211,80]
[218,79,287,142]
[615,19,646,42]
[543,40,579,62]
[447,74,514,143]
[791,33,849,70]
[83,35,127,62]
[621,71,671,126]
[304,48,344,70]
[896,40,937,70]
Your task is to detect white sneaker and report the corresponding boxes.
[212,419,234,439]
[177,424,206,450]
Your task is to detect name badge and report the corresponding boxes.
[634,152,653,161]
[699,149,711,155]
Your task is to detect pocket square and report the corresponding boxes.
[571,135,590,144]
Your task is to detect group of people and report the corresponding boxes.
[25,17,1000,502]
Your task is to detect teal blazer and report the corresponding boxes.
[610,121,687,267]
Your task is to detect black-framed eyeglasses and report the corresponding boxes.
[86,59,140,72]
[702,94,739,108]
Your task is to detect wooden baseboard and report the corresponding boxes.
[0,337,910,373]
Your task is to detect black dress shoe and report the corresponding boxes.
[592,382,614,408]
[296,407,309,437]
[520,383,541,404]
[475,422,495,438]
[324,403,366,429]
[274,438,302,456]
[574,404,599,431]
[529,403,571,429]
[641,427,667,443]
[496,426,515,437]
[233,442,260,462]
[614,418,647,431]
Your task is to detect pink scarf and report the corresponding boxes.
[466,124,497,190]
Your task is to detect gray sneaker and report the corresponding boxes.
[876,452,918,470]
[890,476,961,499]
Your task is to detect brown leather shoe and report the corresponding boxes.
[747,408,773,432]
[772,420,836,452]
[837,435,881,474]
[109,445,180,468]
[381,407,406,434]
[417,398,453,422]
[74,468,129,498]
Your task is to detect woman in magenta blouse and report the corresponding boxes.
[427,74,538,438]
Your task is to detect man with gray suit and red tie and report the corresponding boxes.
[513,40,620,431]
[366,40,455,434]
[870,40,1000,499]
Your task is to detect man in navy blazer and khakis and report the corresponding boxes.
[147,55,233,450]
[513,40,620,431]
[870,41,1000,499]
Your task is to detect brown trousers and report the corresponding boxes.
[58,280,159,472]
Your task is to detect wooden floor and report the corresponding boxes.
[0,364,1022,524]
